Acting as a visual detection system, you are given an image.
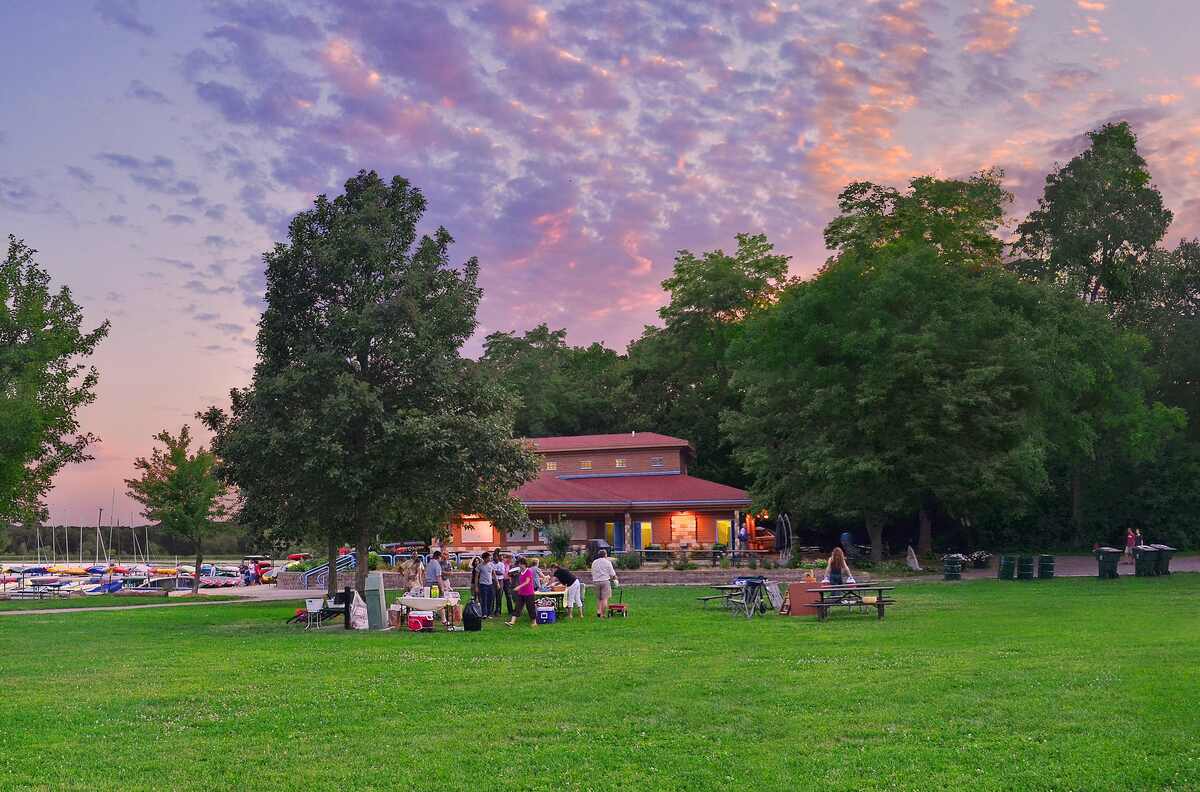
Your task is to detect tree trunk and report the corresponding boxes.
[865,512,884,563]
[918,506,933,557]
[354,517,370,596]
[326,532,339,602]
[192,540,202,596]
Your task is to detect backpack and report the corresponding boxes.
[463,599,483,632]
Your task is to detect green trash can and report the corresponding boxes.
[1133,545,1159,577]
[1037,554,1055,579]
[1150,544,1176,575]
[1016,555,1035,580]
[998,555,1016,580]
[943,555,963,581]
[1095,547,1121,579]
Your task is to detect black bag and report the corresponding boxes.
[463,599,483,632]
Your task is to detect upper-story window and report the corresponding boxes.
[650,456,664,468]
[614,458,627,469]
[579,460,593,470]
[545,460,557,471]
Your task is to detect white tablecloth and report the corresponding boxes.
[396,594,458,611]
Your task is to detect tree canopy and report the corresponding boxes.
[0,236,108,524]
[480,324,629,438]
[204,171,538,594]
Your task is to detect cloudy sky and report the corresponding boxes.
[3,0,1200,524]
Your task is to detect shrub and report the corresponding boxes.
[543,521,572,562]
[719,557,731,570]
[747,557,758,570]
[672,559,699,571]
[616,551,642,570]
[367,551,380,571]
[569,554,588,571]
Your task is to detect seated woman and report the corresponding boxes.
[822,547,855,585]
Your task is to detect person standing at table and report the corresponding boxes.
[590,549,619,619]
[490,552,505,616]
[505,557,539,628]
[477,551,495,618]
[550,562,583,619]
[823,547,854,585]
[426,550,449,595]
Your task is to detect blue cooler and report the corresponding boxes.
[536,607,556,624]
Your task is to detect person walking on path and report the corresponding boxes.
[550,562,583,619]
[477,551,495,618]
[590,550,619,618]
[505,557,539,627]
[1124,528,1137,565]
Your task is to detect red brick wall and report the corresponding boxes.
[540,448,684,475]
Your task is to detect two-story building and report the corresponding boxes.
[448,432,753,552]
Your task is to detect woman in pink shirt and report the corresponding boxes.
[505,557,539,628]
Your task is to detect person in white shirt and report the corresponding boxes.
[590,549,619,618]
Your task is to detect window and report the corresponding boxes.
[650,456,664,468]
[579,460,593,470]
[614,457,627,468]
[545,460,557,471]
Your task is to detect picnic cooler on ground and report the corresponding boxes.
[407,610,435,632]
[536,607,557,624]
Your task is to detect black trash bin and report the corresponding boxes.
[998,555,1016,580]
[1094,547,1121,579]
[1150,544,1176,576]
[1037,554,1055,579]
[942,555,963,581]
[1133,545,1159,577]
[1016,555,1035,580]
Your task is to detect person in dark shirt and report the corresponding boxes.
[549,563,583,620]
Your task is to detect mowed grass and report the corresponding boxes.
[1,577,1197,791]
[0,593,239,611]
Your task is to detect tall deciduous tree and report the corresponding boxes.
[725,245,1060,562]
[816,172,1013,552]
[125,425,228,595]
[204,171,539,597]
[0,236,109,523]
[627,233,790,487]
[1012,122,1172,308]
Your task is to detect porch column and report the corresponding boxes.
[623,511,632,552]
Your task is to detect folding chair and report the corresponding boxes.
[304,598,325,630]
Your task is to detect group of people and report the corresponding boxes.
[406,548,622,629]
[1124,528,1146,563]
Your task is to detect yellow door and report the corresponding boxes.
[640,521,653,548]
[604,522,615,545]
[717,519,732,546]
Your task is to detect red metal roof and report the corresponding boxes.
[527,432,691,453]
[514,472,750,509]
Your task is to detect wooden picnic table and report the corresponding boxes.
[806,584,896,621]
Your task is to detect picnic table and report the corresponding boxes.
[806,584,896,621]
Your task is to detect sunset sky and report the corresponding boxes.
[3,0,1200,525]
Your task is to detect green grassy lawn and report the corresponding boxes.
[1,577,1197,791]
[0,593,240,612]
